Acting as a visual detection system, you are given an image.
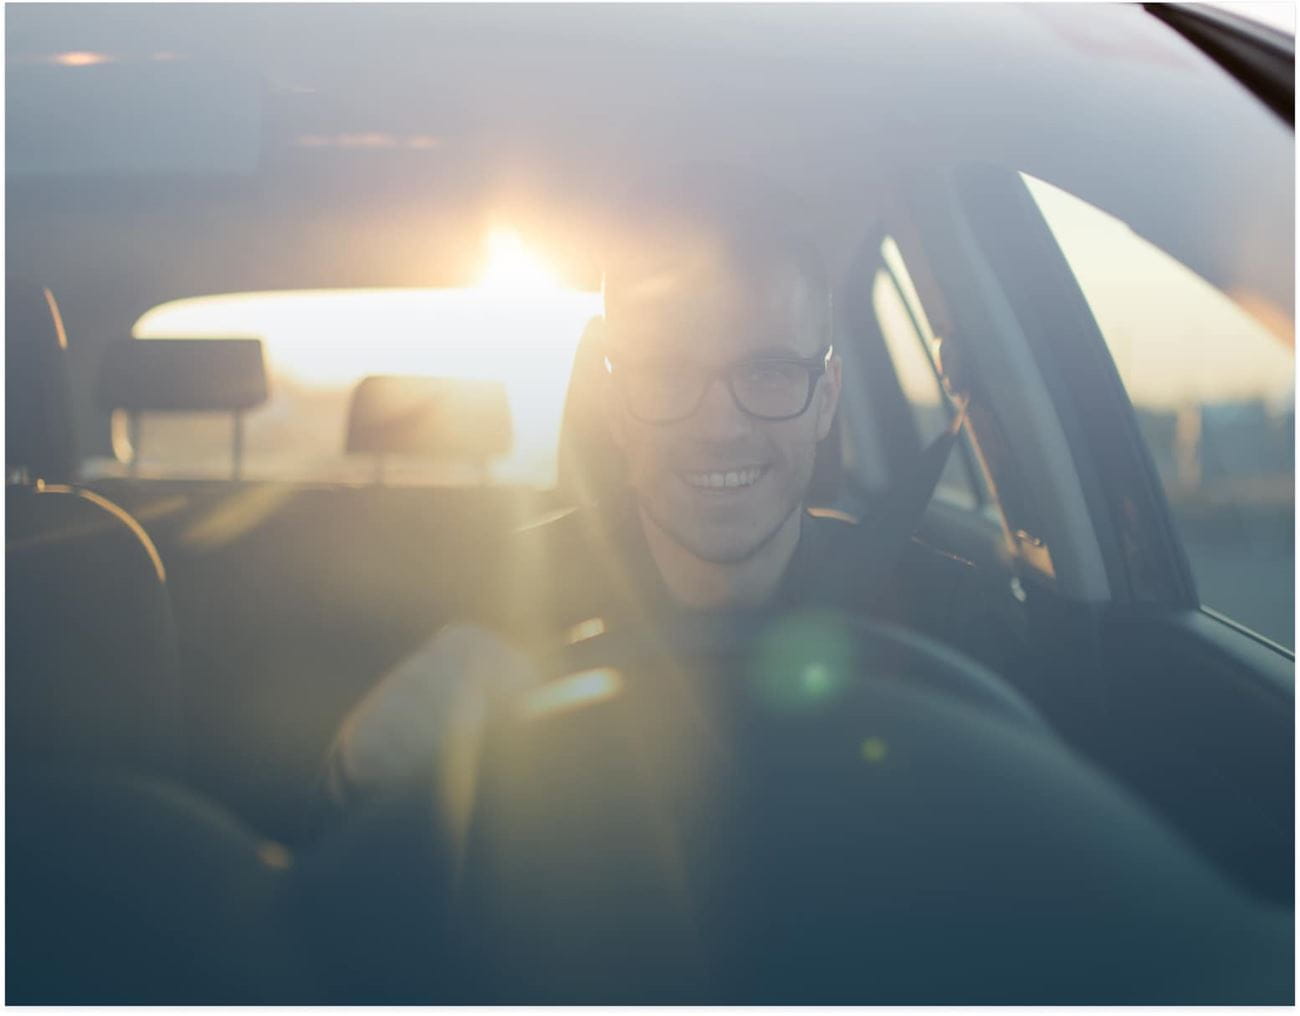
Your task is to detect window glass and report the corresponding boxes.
[1024,173,1294,647]
[85,280,603,488]
[871,246,981,511]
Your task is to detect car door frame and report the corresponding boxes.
[937,157,1293,905]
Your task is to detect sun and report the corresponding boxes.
[476,229,562,295]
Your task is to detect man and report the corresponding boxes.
[326,171,991,815]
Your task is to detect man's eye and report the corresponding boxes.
[740,363,798,388]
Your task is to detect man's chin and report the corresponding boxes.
[645,502,796,566]
[675,534,766,566]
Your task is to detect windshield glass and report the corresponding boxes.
[6,3,1295,1007]
[111,271,602,485]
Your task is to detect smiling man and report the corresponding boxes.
[599,183,841,610]
[324,172,972,812]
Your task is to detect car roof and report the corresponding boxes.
[7,4,1292,326]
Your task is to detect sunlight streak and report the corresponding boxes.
[519,668,624,721]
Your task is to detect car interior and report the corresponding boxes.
[6,2,1294,1003]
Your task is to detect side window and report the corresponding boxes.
[1024,174,1294,648]
[871,237,985,512]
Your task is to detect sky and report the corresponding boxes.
[1023,175,1294,414]
[1204,2,1296,32]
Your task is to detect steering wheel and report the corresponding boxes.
[533,608,1049,736]
[441,607,1288,1005]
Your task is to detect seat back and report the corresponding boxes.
[6,279,183,777]
[556,317,625,504]
[6,276,78,483]
[6,282,315,1001]
[7,483,184,776]
[345,375,513,483]
[7,765,316,1003]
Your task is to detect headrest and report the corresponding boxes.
[7,484,182,778]
[557,317,626,504]
[5,277,78,483]
[556,316,841,506]
[345,375,513,460]
[98,338,269,413]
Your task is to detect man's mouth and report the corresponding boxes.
[678,466,767,491]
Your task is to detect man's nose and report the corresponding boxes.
[688,376,752,440]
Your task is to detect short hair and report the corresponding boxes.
[601,164,832,341]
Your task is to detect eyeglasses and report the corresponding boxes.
[605,345,833,424]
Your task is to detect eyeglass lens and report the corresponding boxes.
[623,359,818,422]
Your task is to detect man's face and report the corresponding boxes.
[604,243,841,565]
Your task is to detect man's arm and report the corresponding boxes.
[325,623,541,809]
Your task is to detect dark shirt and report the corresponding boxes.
[479,491,1004,672]
[323,489,1015,812]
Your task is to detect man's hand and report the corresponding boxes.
[327,623,540,809]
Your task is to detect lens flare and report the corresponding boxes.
[861,736,889,764]
[749,610,858,713]
[50,51,114,67]
[564,617,608,646]
[519,668,624,721]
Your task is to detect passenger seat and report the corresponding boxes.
[6,276,184,777]
[6,277,318,1002]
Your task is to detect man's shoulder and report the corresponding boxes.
[804,506,973,569]
[481,499,645,641]
[801,505,977,611]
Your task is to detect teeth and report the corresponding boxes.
[682,468,764,490]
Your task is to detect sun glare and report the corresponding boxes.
[477,229,562,295]
[132,231,603,486]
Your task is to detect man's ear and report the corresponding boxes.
[814,353,842,442]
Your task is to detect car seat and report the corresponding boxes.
[5,277,318,1002]
[6,276,184,777]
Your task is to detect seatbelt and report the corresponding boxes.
[816,397,970,611]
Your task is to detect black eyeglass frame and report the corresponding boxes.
[604,344,834,424]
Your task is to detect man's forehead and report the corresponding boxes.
[604,233,825,358]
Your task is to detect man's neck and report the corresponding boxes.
[637,503,804,611]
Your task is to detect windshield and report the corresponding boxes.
[6,4,1294,1005]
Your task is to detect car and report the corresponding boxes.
[6,2,1294,1003]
